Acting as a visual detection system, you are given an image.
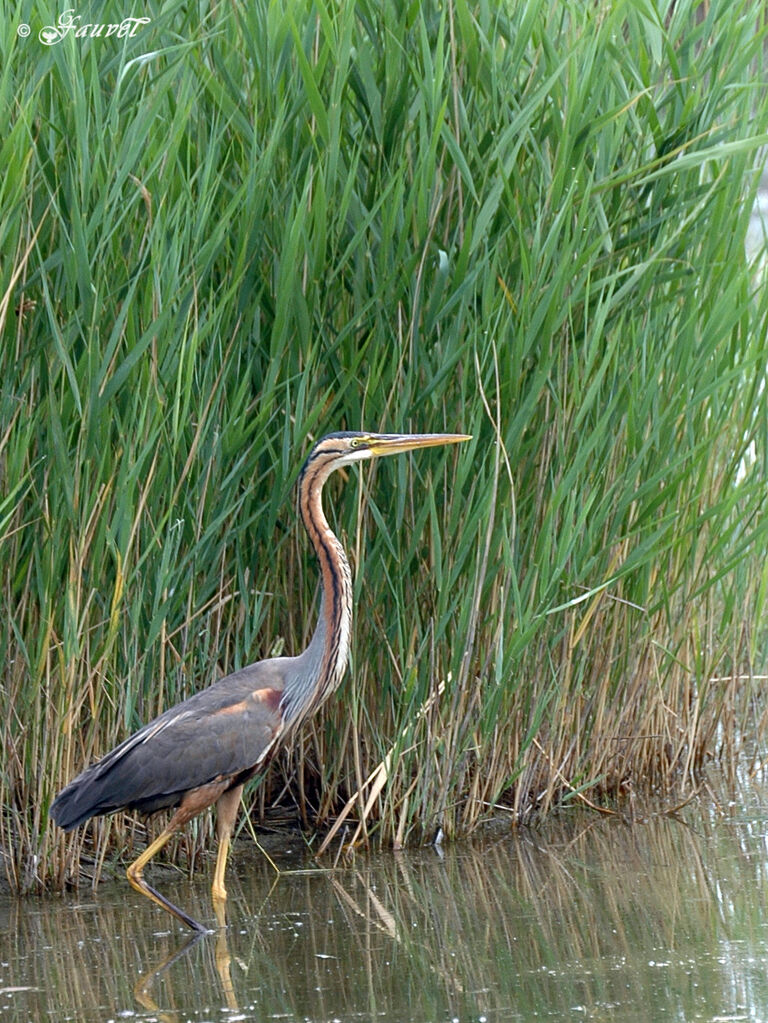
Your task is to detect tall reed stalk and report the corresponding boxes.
[1,0,767,891]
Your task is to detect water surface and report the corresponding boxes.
[2,781,768,1021]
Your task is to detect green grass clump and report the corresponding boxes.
[1,0,768,891]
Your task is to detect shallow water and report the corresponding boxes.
[3,781,768,1022]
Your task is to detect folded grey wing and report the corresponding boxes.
[50,664,285,829]
[116,683,284,814]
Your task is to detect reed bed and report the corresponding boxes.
[1,0,768,892]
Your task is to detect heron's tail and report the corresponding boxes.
[50,766,115,830]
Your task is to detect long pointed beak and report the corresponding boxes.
[367,432,471,457]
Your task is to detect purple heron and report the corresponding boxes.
[51,431,470,931]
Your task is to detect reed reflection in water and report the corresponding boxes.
[3,793,768,1021]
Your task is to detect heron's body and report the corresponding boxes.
[51,431,469,932]
[51,659,287,828]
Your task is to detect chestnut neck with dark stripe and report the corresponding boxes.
[276,430,468,730]
[279,438,356,728]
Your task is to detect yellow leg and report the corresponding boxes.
[211,784,243,905]
[127,824,209,933]
[212,834,231,902]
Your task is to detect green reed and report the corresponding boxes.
[1,0,767,890]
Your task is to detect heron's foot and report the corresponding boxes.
[126,863,210,933]
[213,896,228,930]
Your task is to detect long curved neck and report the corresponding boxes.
[280,456,353,727]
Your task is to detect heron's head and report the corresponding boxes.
[306,431,471,472]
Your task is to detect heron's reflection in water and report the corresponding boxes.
[133,931,208,1021]
[133,865,277,1017]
